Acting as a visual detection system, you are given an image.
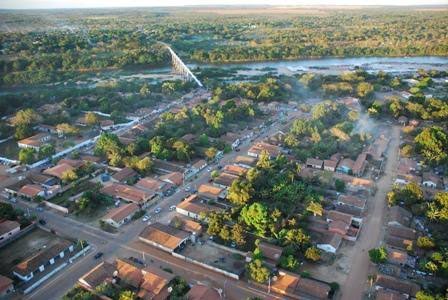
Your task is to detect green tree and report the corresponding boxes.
[247,259,270,283]
[414,126,448,164]
[368,247,388,264]
[240,202,270,237]
[38,144,55,159]
[306,201,323,217]
[256,150,272,169]
[227,179,253,206]
[219,225,231,241]
[119,290,135,300]
[205,147,217,161]
[56,123,79,136]
[18,148,35,164]
[279,254,299,271]
[417,236,436,249]
[305,246,321,262]
[231,223,246,246]
[356,82,374,98]
[335,179,346,192]
[139,83,150,97]
[85,112,99,126]
[61,169,78,183]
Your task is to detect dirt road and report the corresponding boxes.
[340,126,400,300]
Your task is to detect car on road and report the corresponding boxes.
[185,186,191,192]
[129,256,145,265]
[36,207,43,212]
[207,167,212,172]
[38,219,46,225]
[169,205,176,211]
[154,207,162,214]
[235,148,241,152]
[94,252,103,259]
[142,215,150,222]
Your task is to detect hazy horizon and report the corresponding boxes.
[1,0,448,10]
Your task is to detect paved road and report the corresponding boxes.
[340,126,400,300]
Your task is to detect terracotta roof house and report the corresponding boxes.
[58,159,84,168]
[336,158,355,174]
[270,270,331,300]
[27,172,57,186]
[422,172,441,189]
[112,167,138,183]
[366,135,390,161]
[316,232,342,254]
[152,159,185,175]
[43,163,75,180]
[176,194,223,220]
[337,195,366,211]
[118,136,136,146]
[387,225,417,241]
[78,261,116,290]
[18,184,45,199]
[100,183,156,207]
[376,289,407,300]
[247,142,281,158]
[221,132,241,149]
[385,235,414,251]
[388,206,412,227]
[139,223,190,253]
[328,220,350,236]
[0,275,14,298]
[138,266,175,300]
[323,159,338,172]
[394,173,422,186]
[190,159,207,174]
[352,153,368,177]
[160,172,183,186]
[258,242,283,267]
[17,133,51,151]
[13,240,74,282]
[326,210,361,241]
[223,165,248,176]
[387,248,416,268]
[100,120,114,130]
[102,203,140,228]
[186,285,221,300]
[197,184,225,201]
[0,220,20,242]
[181,133,197,144]
[213,172,239,188]
[326,210,353,225]
[397,158,418,174]
[135,177,175,197]
[171,216,203,235]
[306,158,324,170]
[374,274,420,298]
[234,155,257,168]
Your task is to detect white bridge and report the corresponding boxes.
[159,42,204,88]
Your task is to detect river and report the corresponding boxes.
[190,56,448,76]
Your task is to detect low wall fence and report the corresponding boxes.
[69,245,91,263]
[43,201,69,214]
[172,252,240,280]
[23,262,68,294]
[0,223,36,249]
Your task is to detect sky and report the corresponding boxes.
[1,0,447,9]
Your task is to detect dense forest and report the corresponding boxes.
[0,6,447,86]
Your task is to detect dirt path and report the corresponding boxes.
[340,126,400,300]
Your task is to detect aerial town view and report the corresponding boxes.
[0,1,447,300]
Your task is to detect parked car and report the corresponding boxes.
[235,148,241,152]
[185,186,191,192]
[142,215,150,222]
[154,207,162,214]
[94,252,103,259]
[129,256,144,265]
[36,207,44,212]
[38,219,46,225]
[169,205,176,211]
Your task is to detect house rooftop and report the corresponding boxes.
[338,195,366,209]
[177,194,223,216]
[258,242,283,265]
[234,155,257,167]
[198,184,224,199]
[78,261,116,289]
[101,183,155,204]
[326,210,353,224]
[375,274,420,297]
[248,142,281,157]
[0,275,13,295]
[214,172,239,187]
[18,184,44,198]
[306,158,324,167]
[135,177,166,192]
[103,203,139,223]
[0,220,20,236]
[112,167,138,182]
[43,163,75,179]
[17,133,50,147]
[389,206,412,227]
[223,165,248,176]
[13,240,72,276]
[139,223,189,252]
[186,285,221,300]
[160,172,183,186]
[271,271,331,300]
[387,225,416,241]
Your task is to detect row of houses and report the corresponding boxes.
[78,257,221,300]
